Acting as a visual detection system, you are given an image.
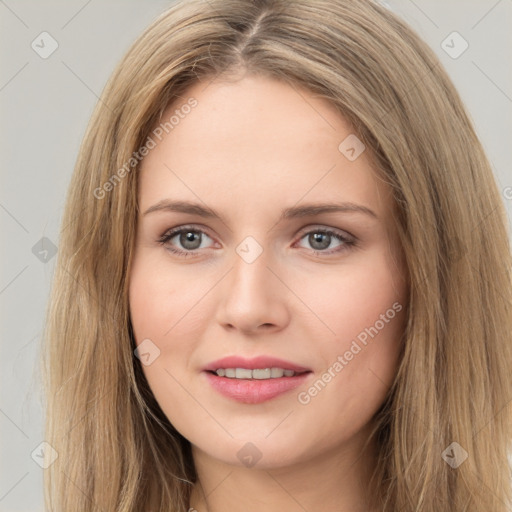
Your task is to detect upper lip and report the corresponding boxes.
[203,356,312,373]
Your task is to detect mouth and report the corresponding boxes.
[206,367,309,379]
[203,355,311,374]
[202,356,313,404]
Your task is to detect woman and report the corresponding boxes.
[42,0,512,510]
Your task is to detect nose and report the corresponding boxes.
[214,246,290,335]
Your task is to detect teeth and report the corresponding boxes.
[214,367,298,379]
[235,368,253,379]
[270,367,283,378]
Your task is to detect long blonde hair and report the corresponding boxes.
[42,0,512,510]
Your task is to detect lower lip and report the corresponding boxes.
[204,371,312,404]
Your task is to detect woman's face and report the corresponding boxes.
[129,74,408,469]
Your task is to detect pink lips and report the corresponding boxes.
[203,355,311,373]
[202,355,312,404]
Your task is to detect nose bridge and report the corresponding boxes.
[215,236,288,332]
[229,237,273,304]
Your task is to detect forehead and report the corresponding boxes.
[139,75,391,219]
[158,74,354,156]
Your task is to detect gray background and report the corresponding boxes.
[1,1,511,510]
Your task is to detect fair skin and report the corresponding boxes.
[129,72,408,512]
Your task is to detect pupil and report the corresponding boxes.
[311,232,330,250]
[181,231,200,249]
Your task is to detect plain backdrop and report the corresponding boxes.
[1,1,511,510]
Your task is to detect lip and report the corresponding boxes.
[202,355,313,404]
[203,356,311,373]
[204,371,312,404]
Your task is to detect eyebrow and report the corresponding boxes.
[143,199,378,222]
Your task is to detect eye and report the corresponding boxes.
[158,225,356,258]
[158,226,215,257]
[295,228,356,255]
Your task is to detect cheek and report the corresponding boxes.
[128,252,219,408]
[295,251,406,346]
[294,251,406,406]
[128,255,209,433]
[129,252,208,344]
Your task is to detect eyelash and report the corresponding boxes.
[157,225,357,258]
